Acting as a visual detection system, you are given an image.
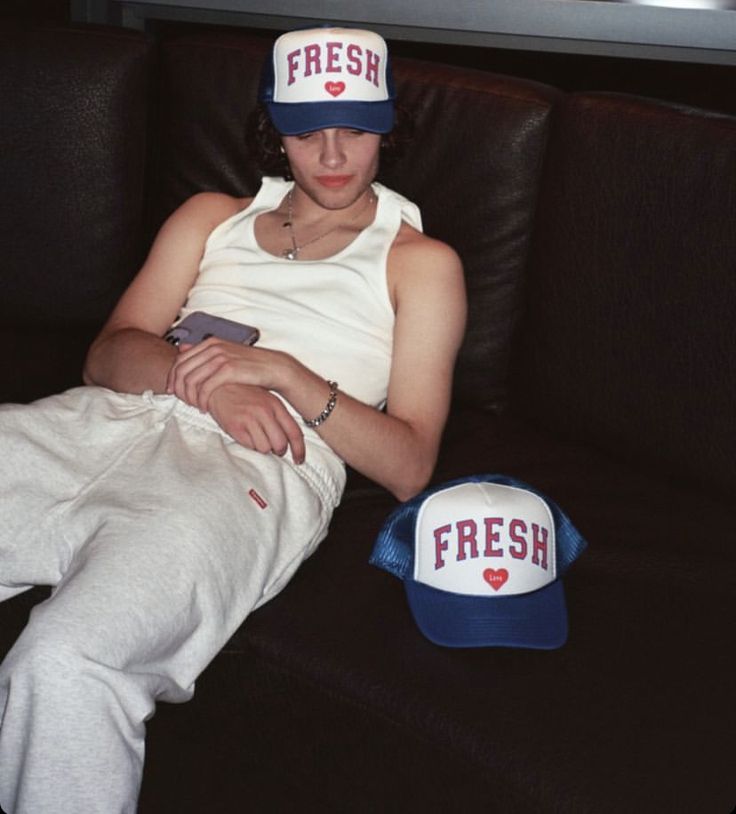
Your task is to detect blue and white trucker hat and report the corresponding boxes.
[370,475,588,649]
[259,27,396,135]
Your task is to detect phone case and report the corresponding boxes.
[164,311,260,347]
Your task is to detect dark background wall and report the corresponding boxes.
[2,0,735,115]
[1,0,68,23]
[389,36,736,117]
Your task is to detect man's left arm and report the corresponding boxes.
[303,235,466,499]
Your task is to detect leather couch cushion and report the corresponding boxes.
[139,411,736,813]
[0,325,96,403]
[0,25,150,329]
[150,30,269,227]
[513,92,736,496]
[380,62,559,411]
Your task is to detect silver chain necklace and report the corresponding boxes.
[282,189,375,261]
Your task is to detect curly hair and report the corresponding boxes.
[244,103,414,180]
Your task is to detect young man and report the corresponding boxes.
[0,27,465,813]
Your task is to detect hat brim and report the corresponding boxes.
[266,100,395,136]
[404,578,568,650]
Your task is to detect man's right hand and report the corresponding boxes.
[208,383,306,464]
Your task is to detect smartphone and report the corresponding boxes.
[164,311,260,347]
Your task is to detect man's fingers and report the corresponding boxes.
[170,350,227,408]
[206,383,305,463]
[281,414,305,464]
[249,402,305,463]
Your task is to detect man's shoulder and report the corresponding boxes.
[386,221,464,311]
[180,191,252,224]
[158,192,254,247]
[390,220,462,270]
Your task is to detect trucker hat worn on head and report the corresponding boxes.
[370,475,588,649]
[259,27,395,135]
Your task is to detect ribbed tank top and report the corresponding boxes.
[178,176,422,460]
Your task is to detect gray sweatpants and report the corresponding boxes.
[0,387,344,813]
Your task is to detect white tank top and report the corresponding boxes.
[178,176,422,462]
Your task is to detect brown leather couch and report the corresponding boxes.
[2,23,734,813]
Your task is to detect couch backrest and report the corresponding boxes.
[378,60,559,411]
[0,25,151,329]
[151,29,560,412]
[149,30,269,228]
[512,92,736,496]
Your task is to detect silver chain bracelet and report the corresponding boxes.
[302,380,339,428]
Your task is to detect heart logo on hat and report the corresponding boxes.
[483,569,509,591]
[325,81,346,97]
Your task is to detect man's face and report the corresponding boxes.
[281,128,382,210]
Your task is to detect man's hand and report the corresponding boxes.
[166,339,307,462]
[166,338,289,413]
[208,383,306,464]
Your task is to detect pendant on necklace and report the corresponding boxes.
[283,247,299,261]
